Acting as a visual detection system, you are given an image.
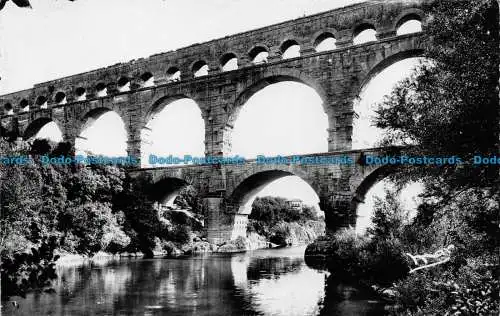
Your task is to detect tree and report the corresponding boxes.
[371,1,499,312]
[375,0,499,246]
[375,0,499,195]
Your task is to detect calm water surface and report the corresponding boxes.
[4,246,385,315]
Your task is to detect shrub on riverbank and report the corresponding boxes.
[308,228,409,286]
[391,262,499,315]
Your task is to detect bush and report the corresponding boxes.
[1,236,60,300]
[393,263,499,315]
[270,222,292,246]
[168,225,191,244]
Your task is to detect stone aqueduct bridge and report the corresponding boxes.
[0,0,429,244]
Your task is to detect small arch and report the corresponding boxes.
[396,14,422,35]
[117,77,130,92]
[54,92,67,104]
[220,53,238,72]
[314,32,337,52]
[281,39,301,59]
[95,82,107,97]
[192,60,208,77]
[4,103,13,115]
[248,46,269,64]
[353,23,377,45]
[20,99,29,112]
[36,96,48,109]
[75,87,86,101]
[141,72,154,87]
[166,67,181,82]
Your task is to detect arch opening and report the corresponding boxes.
[141,97,205,168]
[75,109,127,157]
[75,87,86,101]
[353,168,423,235]
[149,178,203,237]
[24,118,63,143]
[353,24,377,45]
[166,67,181,82]
[54,92,66,104]
[228,170,322,240]
[249,46,269,64]
[352,55,427,149]
[4,103,13,115]
[95,83,107,97]
[221,53,238,72]
[141,72,155,87]
[281,40,301,59]
[36,96,48,109]
[192,61,208,77]
[117,77,130,92]
[230,79,328,158]
[150,177,190,209]
[315,33,337,52]
[20,99,29,112]
[396,16,422,35]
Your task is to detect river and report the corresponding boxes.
[3,246,386,315]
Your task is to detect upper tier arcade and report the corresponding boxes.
[0,0,427,115]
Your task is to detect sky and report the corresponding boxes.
[0,0,424,232]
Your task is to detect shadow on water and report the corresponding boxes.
[3,247,386,315]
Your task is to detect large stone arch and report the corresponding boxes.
[21,114,64,141]
[224,72,330,157]
[350,47,425,149]
[141,166,209,197]
[74,106,128,156]
[227,166,319,211]
[230,72,328,125]
[140,93,206,167]
[358,48,425,94]
[148,176,190,207]
[220,166,321,241]
[351,165,393,215]
[77,107,124,136]
[142,93,205,128]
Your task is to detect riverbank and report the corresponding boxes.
[55,234,277,265]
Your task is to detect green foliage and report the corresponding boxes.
[0,138,133,300]
[173,185,203,215]
[363,0,500,313]
[1,236,59,300]
[248,196,320,239]
[113,178,161,257]
[317,228,409,286]
[392,263,499,315]
[167,225,191,244]
[58,202,127,256]
[367,188,409,241]
[375,0,498,192]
